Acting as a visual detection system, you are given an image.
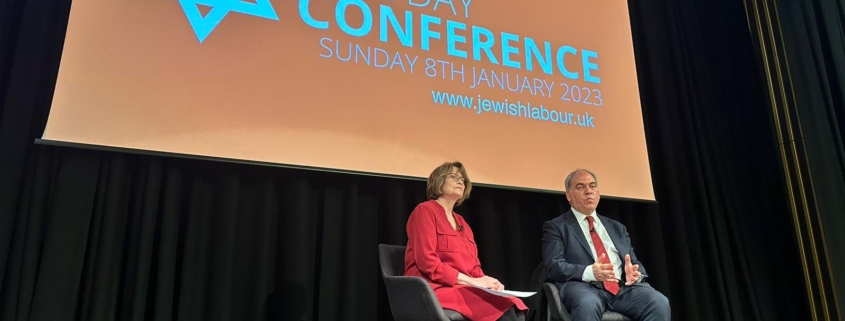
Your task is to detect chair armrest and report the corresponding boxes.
[542,283,572,321]
[383,275,448,321]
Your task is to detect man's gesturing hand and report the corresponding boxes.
[592,253,617,282]
[624,254,642,286]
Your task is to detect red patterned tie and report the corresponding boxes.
[586,216,619,295]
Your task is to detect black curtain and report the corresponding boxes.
[773,0,845,313]
[628,0,810,319]
[0,0,811,321]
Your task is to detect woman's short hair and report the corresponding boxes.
[426,161,472,205]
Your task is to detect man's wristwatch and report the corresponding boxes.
[634,274,647,283]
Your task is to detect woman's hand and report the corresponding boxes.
[478,276,505,291]
[457,273,504,291]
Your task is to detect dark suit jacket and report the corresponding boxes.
[541,210,647,291]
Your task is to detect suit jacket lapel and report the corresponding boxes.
[602,216,629,256]
[562,211,593,257]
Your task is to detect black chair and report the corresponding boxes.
[533,263,630,321]
[378,244,466,321]
[527,263,549,321]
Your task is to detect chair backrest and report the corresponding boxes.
[529,262,548,291]
[378,243,453,321]
[527,263,549,321]
[378,244,406,277]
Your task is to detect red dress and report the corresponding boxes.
[404,200,528,321]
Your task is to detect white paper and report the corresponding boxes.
[469,285,536,298]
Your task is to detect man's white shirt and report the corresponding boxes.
[571,208,623,282]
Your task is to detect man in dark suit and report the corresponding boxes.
[542,169,670,321]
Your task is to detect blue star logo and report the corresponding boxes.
[178,0,280,43]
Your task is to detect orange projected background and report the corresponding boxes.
[44,0,655,200]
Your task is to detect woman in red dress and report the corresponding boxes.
[405,161,528,321]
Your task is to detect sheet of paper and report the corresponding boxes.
[469,285,536,298]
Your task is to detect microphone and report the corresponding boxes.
[589,227,596,233]
[457,224,464,232]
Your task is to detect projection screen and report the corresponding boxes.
[42,0,655,200]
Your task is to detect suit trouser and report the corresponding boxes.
[560,281,670,321]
